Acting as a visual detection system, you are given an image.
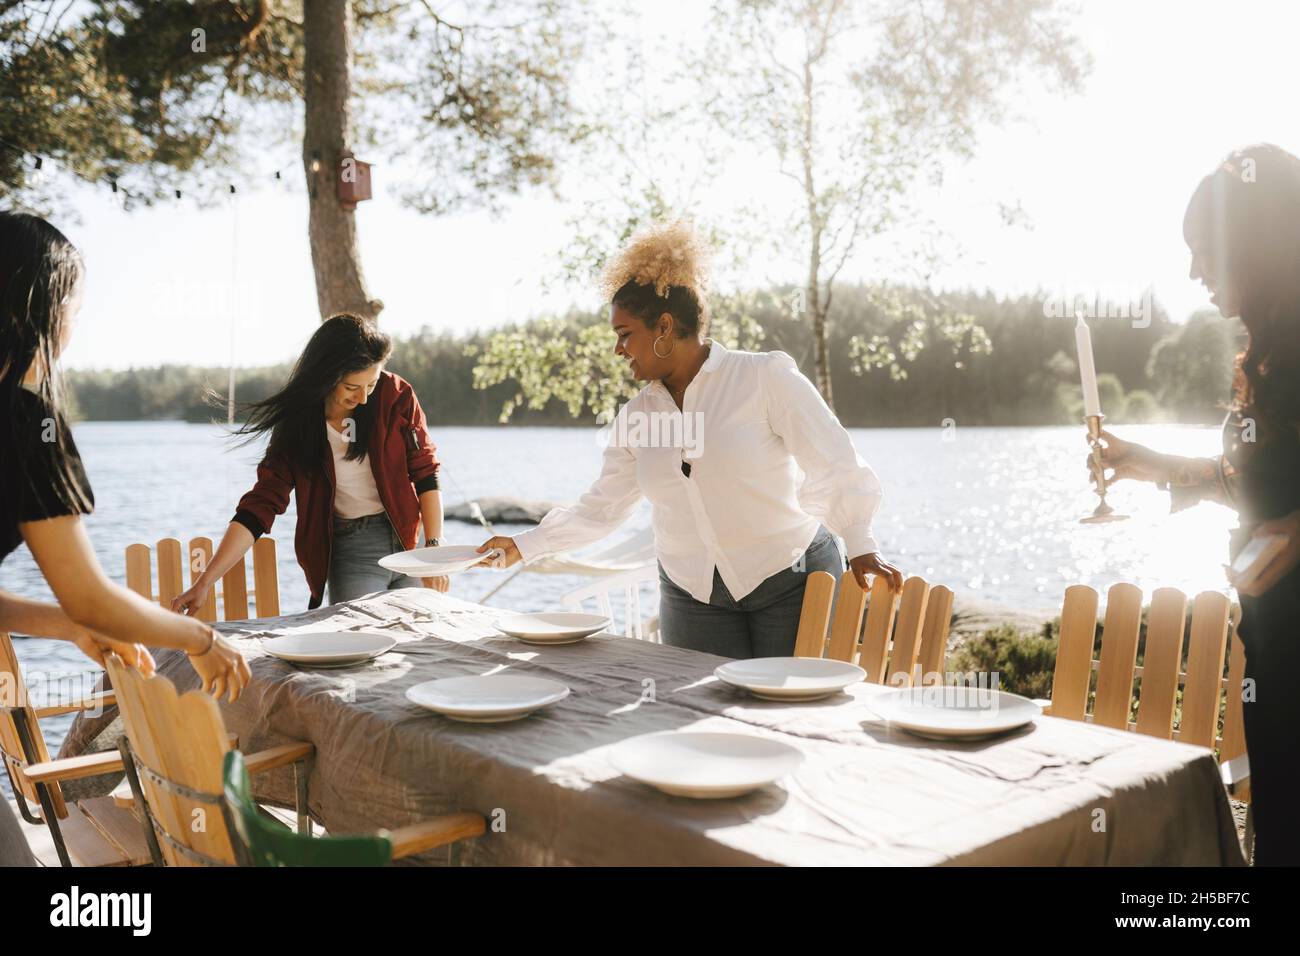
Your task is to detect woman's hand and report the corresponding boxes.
[188,629,251,703]
[70,627,156,677]
[476,536,521,568]
[849,552,904,592]
[1085,429,1168,487]
[1232,511,1300,597]
[421,575,450,593]
[171,578,213,617]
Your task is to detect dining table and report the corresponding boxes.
[62,587,1245,866]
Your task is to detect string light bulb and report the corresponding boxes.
[0,141,298,203]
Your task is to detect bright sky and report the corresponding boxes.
[42,0,1300,371]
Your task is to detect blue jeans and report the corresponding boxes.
[327,512,421,605]
[657,526,846,659]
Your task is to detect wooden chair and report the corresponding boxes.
[561,565,661,642]
[1041,583,1253,854]
[0,632,151,867]
[106,655,485,866]
[125,535,280,621]
[222,751,486,866]
[105,653,312,866]
[793,571,953,686]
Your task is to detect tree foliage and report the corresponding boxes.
[65,285,1231,429]
[1146,310,1243,422]
[3,1,589,206]
[693,0,1090,407]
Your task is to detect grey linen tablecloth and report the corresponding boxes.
[64,588,1244,866]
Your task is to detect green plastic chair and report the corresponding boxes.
[221,751,486,867]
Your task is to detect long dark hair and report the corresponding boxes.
[0,211,92,513]
[231,313,392,469]
[1184,143,1300,433]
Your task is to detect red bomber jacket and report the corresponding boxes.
[231,371,440,609]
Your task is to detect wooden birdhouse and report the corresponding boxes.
[337,153,373,208]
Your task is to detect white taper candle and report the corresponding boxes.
[1075,313,1102,418]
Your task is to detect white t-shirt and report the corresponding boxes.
[326,421,385,519]
[513,340,883,603]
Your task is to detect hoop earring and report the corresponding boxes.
[653,333,675,359]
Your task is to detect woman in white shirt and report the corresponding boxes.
[479,222,902,658]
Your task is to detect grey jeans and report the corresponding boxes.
[327,512,422,605]
[657,526,846,659]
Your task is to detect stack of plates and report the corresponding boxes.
[609,731,803,799]
[378,545,502,577]
[714,657,865,702]
[494,612,611,645]
[868,687,1041,741]
[261,632,397,668]
[405,674,570,723]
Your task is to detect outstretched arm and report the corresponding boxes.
[171,521,257,615]
[763,352,903,591]
[174,450,294,615]
[0,589,155,675]
[20,515,250,700]
[1090,429,1233,511]
[479,406,643,567]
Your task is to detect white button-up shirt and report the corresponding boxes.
[513,340,884,603]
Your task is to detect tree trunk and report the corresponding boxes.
[302,0,381,321]
[807,235,834,410]
[811,303,833,409]
[799,39,832,411]
[811,306,832,408]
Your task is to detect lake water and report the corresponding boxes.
[2,420,1238,760]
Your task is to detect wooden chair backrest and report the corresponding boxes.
[794,572,951,686]
[106,656,236,866]
[0,631,68,817]
[1050,583,1240,753]
[125,536,279,621]
[1220,603,1248,765]
[792,571,837,660]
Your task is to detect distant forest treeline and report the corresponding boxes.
[64,285,1243,428]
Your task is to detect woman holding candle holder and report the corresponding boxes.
[1089,144,1300,866]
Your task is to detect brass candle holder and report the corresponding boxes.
[1081,414,1128,524]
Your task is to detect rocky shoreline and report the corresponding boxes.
[445,496,560,525]
[947,596,1056,643]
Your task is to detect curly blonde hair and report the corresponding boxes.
[601,220,711,337]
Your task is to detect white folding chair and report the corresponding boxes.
[561,565,660,642]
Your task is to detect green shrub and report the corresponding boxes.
[949,602,1234,752]
[1122,389,1162,423]
[949,624,1059,700]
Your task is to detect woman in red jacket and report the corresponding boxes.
[173,314,448,613]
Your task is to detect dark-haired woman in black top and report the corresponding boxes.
[0,212,250,864]
[1092,144,1300,866]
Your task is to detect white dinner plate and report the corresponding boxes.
[868,687,1041,741]
[494,612,611,644]
[378,545,501,577]
[714,657,866,701]
[609,731,804,799]
[261,631,397,667]
[404,675,570,723]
